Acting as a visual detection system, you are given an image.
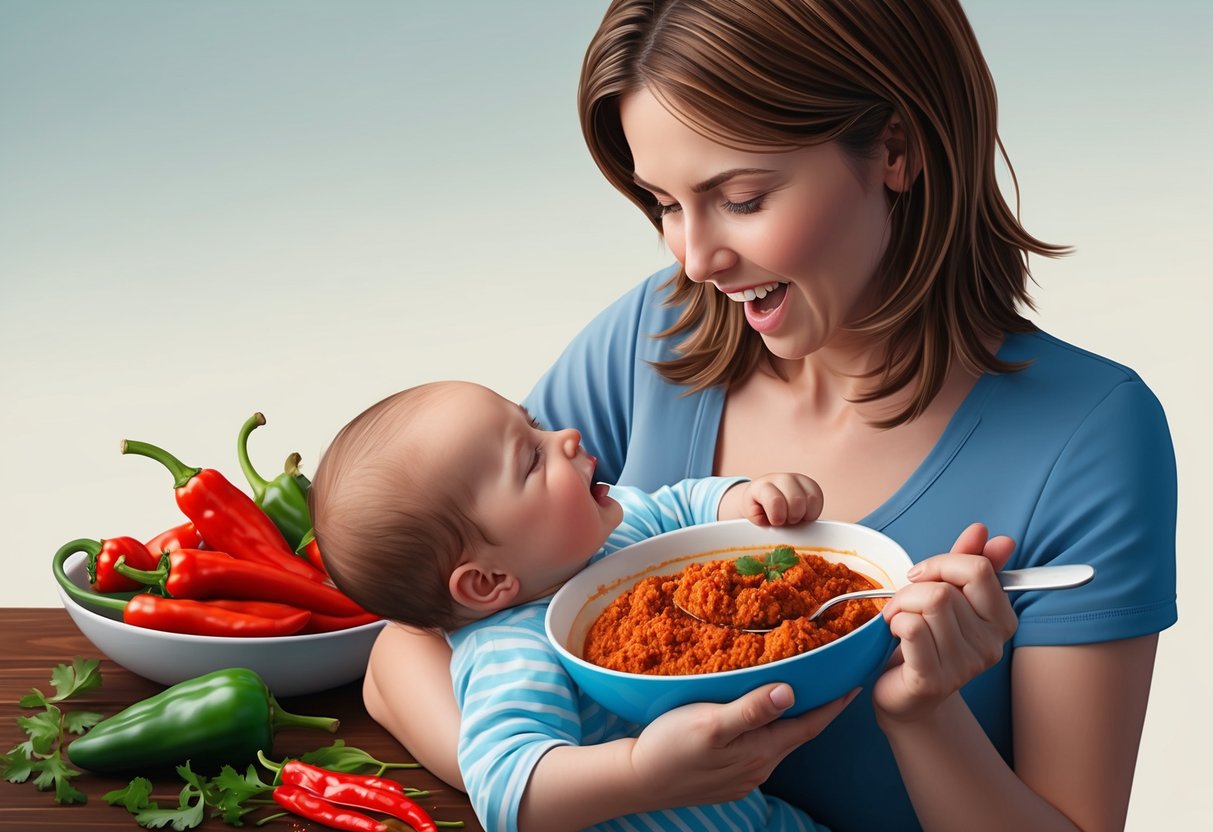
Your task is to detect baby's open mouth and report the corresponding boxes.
[591,482,612,506]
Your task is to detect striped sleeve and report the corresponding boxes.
[451,603,582,832]
[604,478,746,553]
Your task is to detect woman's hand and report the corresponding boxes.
[873,522,1018,725]
[629,683,855,808]
[720,472,825,526]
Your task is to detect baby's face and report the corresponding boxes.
[417,382,623,597]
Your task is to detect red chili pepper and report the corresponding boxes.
[144,520,202,555]
[300,610,383,634]
[123,594,311,637]
[203,598,313,621]
[56,537,162,593]
[121,439,325,583]
[318,780,438,832]
[114,549,366,616]
[296,529,329,578]
[281,759,405,796]
[273,784,387,832]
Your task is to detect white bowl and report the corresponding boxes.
[56,552,386,697]
[546,519,912,724]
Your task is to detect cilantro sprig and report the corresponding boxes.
[735,545,799,582]
[1,656,103,804]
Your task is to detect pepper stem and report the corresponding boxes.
[269,694,340,734]
[113,556,169,592]
[256,748,284,778]
[53,540,129,613]
[237,413,270,501]
[121,439,201,489]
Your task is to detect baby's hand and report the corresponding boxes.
[722,473,824,526]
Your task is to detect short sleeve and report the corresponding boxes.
[1013,380,1177,646]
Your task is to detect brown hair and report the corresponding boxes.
[580,0,1068,427]
[309,384,488,632]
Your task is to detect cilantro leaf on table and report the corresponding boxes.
[48,657,102,702]
[211,764,272,823]
[4,657,103,805]
[735,545,800,581]
[104,776,155,812]
[128,764,211,830]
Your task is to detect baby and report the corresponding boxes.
[311,380,831,832]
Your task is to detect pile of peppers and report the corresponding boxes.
[52,414,378,638]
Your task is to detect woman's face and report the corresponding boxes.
[620,87,896,361]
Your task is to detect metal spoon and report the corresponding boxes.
[674,563,1095,633]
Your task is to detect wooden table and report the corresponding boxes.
[0,608,483,831]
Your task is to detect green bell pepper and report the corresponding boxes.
[236,412,314,550]
[66,667,338,773]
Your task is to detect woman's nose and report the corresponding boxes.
[558,428,582,458]
[681,214,737,283]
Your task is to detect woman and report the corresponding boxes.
[364,1,1176,829]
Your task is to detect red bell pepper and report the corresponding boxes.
[56,537,161,593]
[121,439,325,583]
[114,549,366,617]
[144,520,202,556]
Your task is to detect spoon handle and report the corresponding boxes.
[997,564,1095,591]
[808,564,1096,623]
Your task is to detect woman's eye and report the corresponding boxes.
[723,196,764,215]
[654,201,681,219]
[528,444,543,474]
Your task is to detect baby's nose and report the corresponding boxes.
[560,428,582,458]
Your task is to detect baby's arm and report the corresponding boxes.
[717,472,824,526]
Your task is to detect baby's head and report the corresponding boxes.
[310,381,622,632]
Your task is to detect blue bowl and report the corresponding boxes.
[545,519,911,724]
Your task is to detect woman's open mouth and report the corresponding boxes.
[722,281,789,333]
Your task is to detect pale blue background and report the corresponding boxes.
[2,2,1208,827]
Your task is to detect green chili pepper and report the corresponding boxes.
[237,413,314,550]
[66,667,338,773]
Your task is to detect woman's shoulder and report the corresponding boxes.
[999,329,1160,408]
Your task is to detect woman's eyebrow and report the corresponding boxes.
[633,167,776,195]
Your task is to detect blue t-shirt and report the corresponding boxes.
[449,479,826,832]
[523,265,1178,832]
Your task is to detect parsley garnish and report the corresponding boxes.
[735,545,799,582]
[1,656,102,804]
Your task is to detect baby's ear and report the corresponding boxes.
[449,563,520,613]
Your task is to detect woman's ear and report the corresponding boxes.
[881,113,923,193]
[449,562,520,613]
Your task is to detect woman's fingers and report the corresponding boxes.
[708,682,796,745]
[711,683,856,751]
[874,525,1020,722]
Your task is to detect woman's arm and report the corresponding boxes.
[362,623,464,791]
[874,523,1160,831]
[880,636,1156,832]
